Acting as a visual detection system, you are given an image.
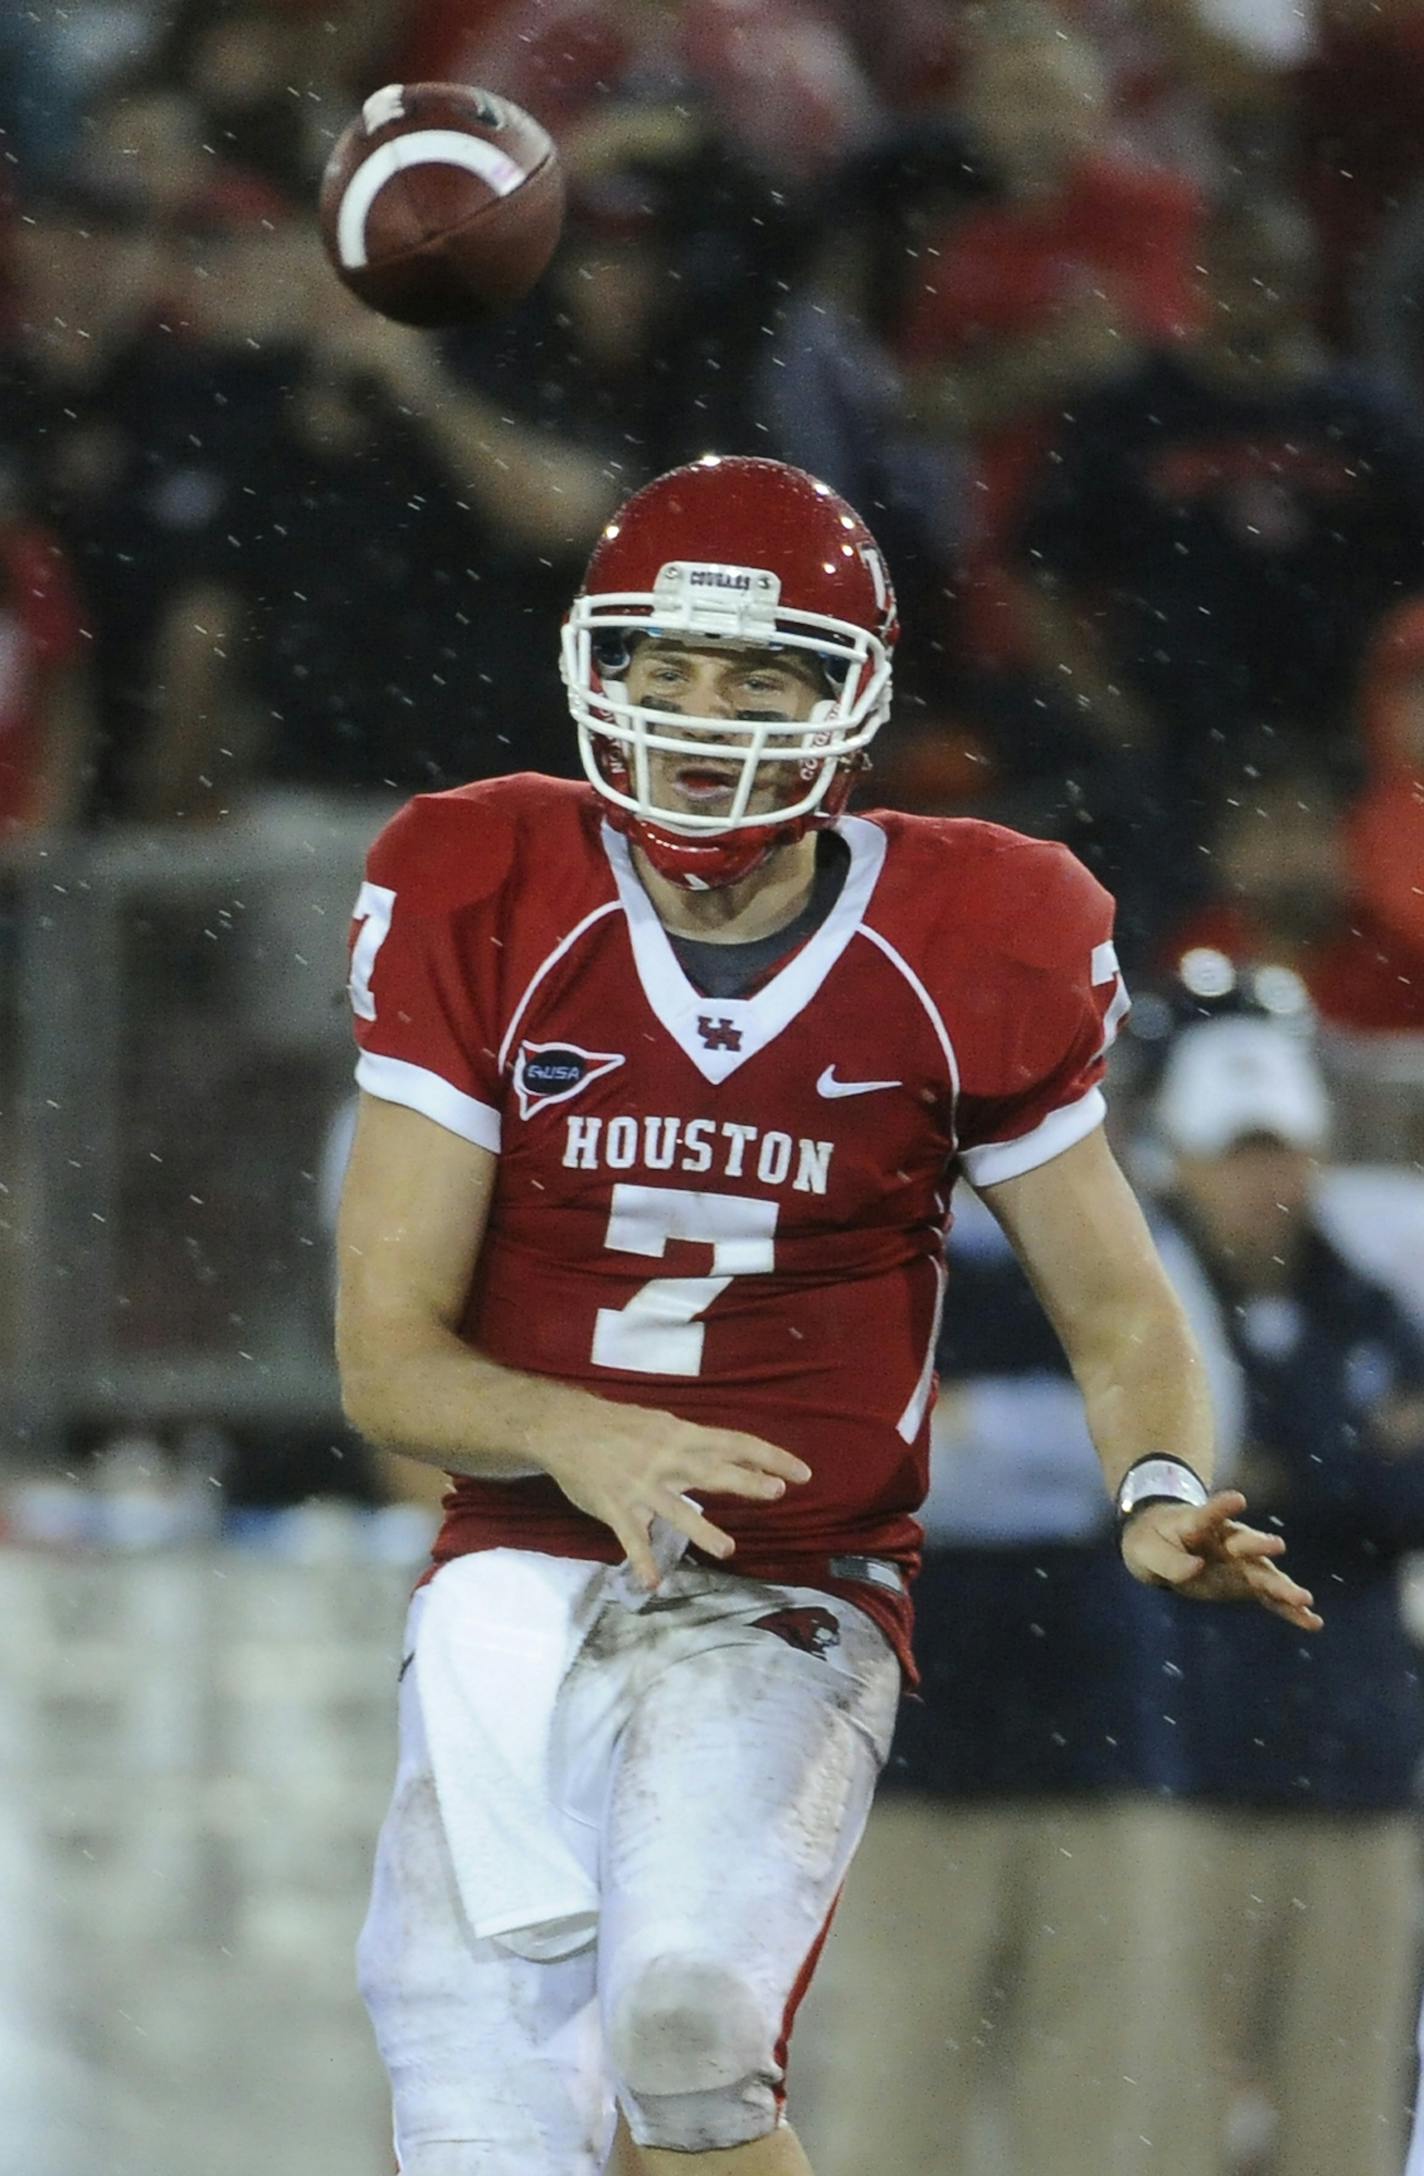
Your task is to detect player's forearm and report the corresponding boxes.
[380,347,616,549]
[1066,1291,1217,1500]
[340,1317,623,1481]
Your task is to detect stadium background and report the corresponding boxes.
[4,2,1424,2171]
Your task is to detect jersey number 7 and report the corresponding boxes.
[593,1183,778,1375]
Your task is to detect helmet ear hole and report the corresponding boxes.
[592,631,633,677]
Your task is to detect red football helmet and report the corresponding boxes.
[562,455,899,888]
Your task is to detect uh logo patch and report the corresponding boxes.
[513,1040,625,1121]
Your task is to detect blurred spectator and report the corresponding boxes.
[1,178,172,820]
[800,1184,1240,2176]
[138,343,484,808]
[143,0,402,201]
[11,174,607,814]
[0,4,170,185]
[0,14,82,186]
[31,185,312,817]
[1017,189,1424,946]
[418,112,881,528]
[1316,1160,1424,1330]
[858,5,1205,935]
[898,0,1203,653]
[1356,170,1424,415]
[1134,988,1424,2175]
[82,81,209,227]
[176,6,322,199]
[1158,624,1424,1033]
[139,278,619,814]
[436,109,854,477]
[1297,0,1424,349]
[1147,0,1317,79]
[439,159,735,477]
[1138,0,1315,176]
[675,0,879,185]
[0,466,93,839]
[1345,594,1424,994]
[746,123,987,717]
[1161,753,1424,1035]
[394,0,661,142]
[399,0,878,188]
[812,0,963,119]
[3,179,164,504]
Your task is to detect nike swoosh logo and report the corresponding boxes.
[816,1066,903,1099]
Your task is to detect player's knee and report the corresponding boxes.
[608,1948,764,2093]
[607,1948,776,2147]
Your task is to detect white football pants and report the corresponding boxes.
[358,1553,899,2174]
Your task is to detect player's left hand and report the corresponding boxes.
[1119,1489,1323,1631]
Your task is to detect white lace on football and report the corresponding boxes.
[562,559,893,835]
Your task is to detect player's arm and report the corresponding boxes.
[335,1094,809,1586]
[129,582,263,819]
[980,1127,1322,1629]
[311,303,618,553]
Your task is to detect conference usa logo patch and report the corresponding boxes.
[513,1039,624,1121]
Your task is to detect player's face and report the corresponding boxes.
[624,640,826,820]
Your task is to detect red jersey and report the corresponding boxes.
[349,776,1124,1666]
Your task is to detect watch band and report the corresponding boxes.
[1114,1455,1210,1531]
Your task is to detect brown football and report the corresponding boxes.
[318,82,565,327]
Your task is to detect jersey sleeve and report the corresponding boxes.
[955,845,1128,1190]
[347,794,510,1153]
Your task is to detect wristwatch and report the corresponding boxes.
[1114,1455,1210,1536]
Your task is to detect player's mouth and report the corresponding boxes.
[672,761,741,805]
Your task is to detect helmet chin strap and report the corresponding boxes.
[608,805,784,890]
[609,757,867,892]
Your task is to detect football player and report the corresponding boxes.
[336,455,1320,2176]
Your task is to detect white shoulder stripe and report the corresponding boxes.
[356,1051,502,1152]
[497,901,623,1076]
[856,924,961,1104]
[961,1085,1106,1189]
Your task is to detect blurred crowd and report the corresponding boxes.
[6,10,1424,2174]
[0,0,1422,1000]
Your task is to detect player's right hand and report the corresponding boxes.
[1120,1489,1323,1631]
[544,1413,812,1590]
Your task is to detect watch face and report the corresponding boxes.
[1116,1459,1209,1523]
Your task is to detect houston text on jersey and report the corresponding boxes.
[561,1112,834,1193]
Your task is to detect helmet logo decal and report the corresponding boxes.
[650,561,781,637]
[696,1016,743,1052]
[689,568,752,591]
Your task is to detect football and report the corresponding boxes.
[318,82,565,327]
